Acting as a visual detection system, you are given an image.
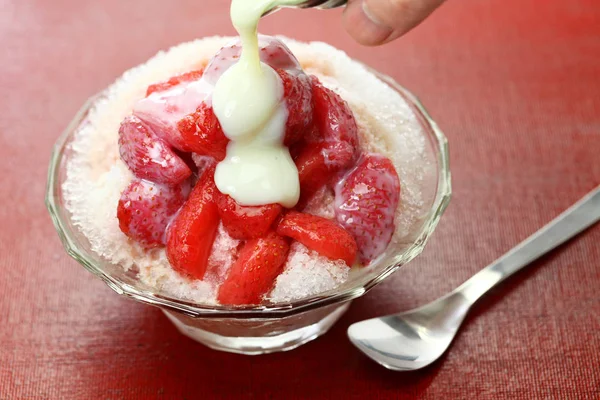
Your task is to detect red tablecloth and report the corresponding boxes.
[1,0,599,398]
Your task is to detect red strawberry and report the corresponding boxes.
[334,154,401,265]
[117,178,189,248]
[277,69,313,146]
[217,194,282,240]
[276,211,357,266]
[309,77,359,156]
[118,116,192,185]
[177,103,229,160]
[146,69,204,96]
[166,165,220,280]
[217,232,290,305]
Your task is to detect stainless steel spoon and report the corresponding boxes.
[348,185,600,371]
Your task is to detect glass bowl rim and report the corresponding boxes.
[46,69,451,319]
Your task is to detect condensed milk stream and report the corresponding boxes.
[213,0,306,208]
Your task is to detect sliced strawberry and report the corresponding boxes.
[117,178,189,248]
[217,232,290,305]
[118,116,192,185]
[276,211,357,266]
[277,69,313,146]
[334,154,401,265]
[309,77,359,156]
[177,103,229,160]
[216,194,282,240]
[166,165,220,280]
[146,69,204,96]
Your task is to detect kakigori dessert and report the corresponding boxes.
[63,0,432,305]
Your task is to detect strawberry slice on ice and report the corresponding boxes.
[277,211,357,266]
[146,69,204,96]
[217,194,282,240]
[166,165,220,280]
[118,116,192,185]
[334,154,401,265]
[277,69,313,146]
[117,179,189,248]
[177,103,229,160]
[217,232,290,305]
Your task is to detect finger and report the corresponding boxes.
[343,0,395,46]
[343,0,445,46]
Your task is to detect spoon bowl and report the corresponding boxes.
[349,291,470,370]
[349,185,600,371]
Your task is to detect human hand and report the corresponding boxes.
[343,0,445,46]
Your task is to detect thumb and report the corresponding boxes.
[343,0,445,46]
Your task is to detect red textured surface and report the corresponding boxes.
[1,0,599,398]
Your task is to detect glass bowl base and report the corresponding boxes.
[163,302,350,355]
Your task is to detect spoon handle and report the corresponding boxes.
[457,185,600,303]
[263,0,347,16]
[287,0,347,9]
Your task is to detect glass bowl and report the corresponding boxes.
[46,70,451,355]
